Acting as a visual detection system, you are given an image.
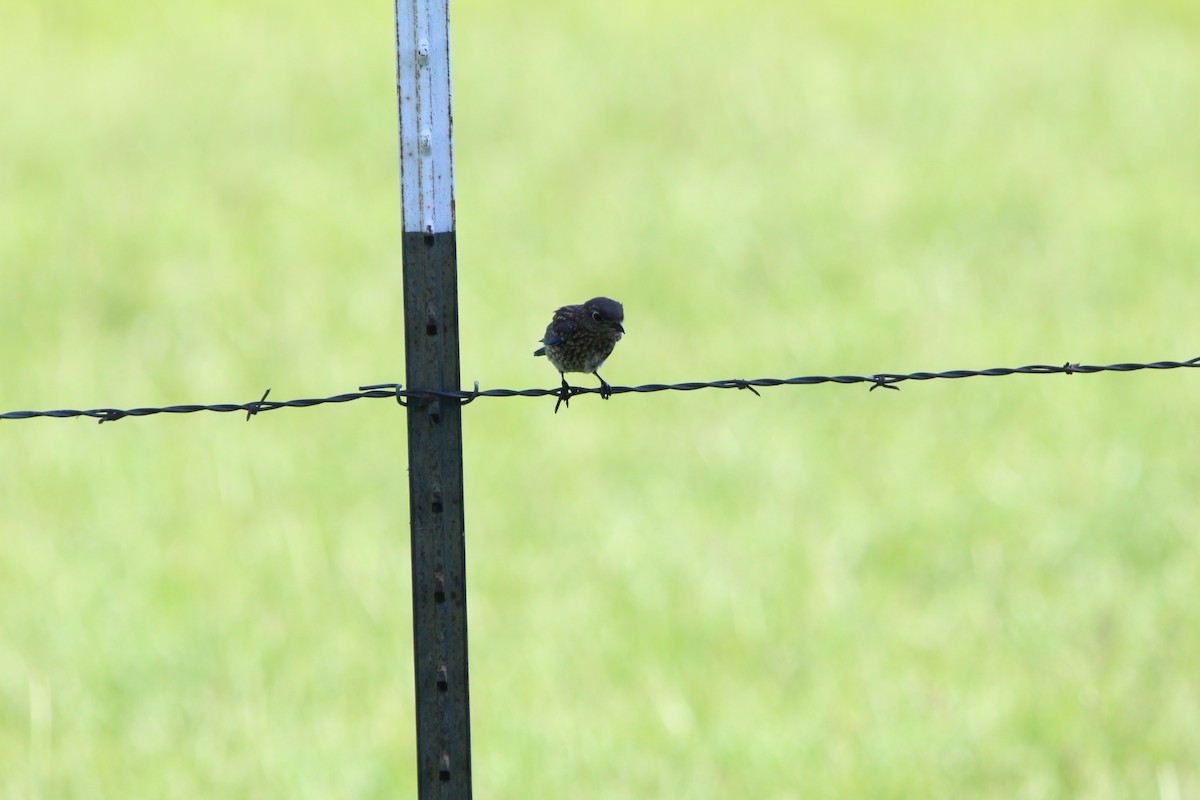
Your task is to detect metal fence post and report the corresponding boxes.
[394,1,472,797]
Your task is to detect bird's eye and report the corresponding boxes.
[591,311,602,322]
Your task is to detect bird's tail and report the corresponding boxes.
[533,347,546,357]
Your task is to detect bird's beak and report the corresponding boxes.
[615,322,625,334]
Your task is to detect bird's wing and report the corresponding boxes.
[539,315,575,348]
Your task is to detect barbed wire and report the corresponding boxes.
[1,356,1196,423]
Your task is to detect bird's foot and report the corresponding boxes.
[554,374,573,413]
[596,373,612,400]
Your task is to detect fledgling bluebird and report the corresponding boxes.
[534,297,625,412]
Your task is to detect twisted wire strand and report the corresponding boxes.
[2,356,1196,423]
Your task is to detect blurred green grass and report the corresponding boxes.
[3,0,1200,797]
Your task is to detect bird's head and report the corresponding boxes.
[583,297,625,335]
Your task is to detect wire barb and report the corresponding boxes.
[868,375,901,392]
[733,379,762,397]
[246,389,271,421]
[3,355,1197,422]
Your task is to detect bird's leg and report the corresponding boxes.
[594,371,612,400]
[554,373,572,413]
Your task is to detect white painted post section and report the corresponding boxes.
[396,0,455,237]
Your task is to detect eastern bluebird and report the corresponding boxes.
[534,296,625,412]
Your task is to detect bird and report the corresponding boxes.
[534,296,625,412]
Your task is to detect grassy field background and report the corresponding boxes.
[3,0,1199,796]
